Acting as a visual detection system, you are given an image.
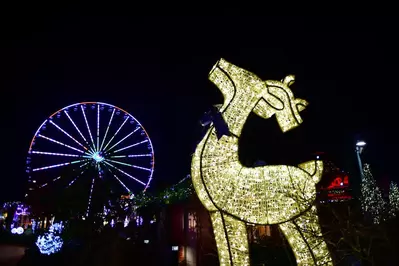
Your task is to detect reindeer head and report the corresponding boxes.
[253,75,308,132]
[209,58,308,135]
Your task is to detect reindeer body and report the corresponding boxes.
[191,59,333,265]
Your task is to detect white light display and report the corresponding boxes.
[32,219,37,233]
[16,227,24,235]
[191,58,332,265]
[36,221,65,255]
[49,222,64,234]
[36,233,64,255]
[124,216,129,227]
[389,181,399,218]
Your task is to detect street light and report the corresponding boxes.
[356,141,366,147]
[356,140,366,181]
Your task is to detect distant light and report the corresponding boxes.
[172,246,178,251]
[356,141,366,147]
[144,239,149,244]
[316,155,320,159]
[11,228,17,234]
[340,182,343,186]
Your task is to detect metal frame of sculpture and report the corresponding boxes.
[191,58,332,265]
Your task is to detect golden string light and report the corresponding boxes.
[191,58,332,265]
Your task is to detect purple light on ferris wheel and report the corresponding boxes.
[103,116,129,151]
[81,105,96,151]
[64,110,88,143]
[103,161,145,186]
[97,105,100,151]
[32,160,84,172]
[100,108,115,151]
[49,120,88,151]
[107,127,139,152]
[108,170,131,193]
[113,139,148,153]
[37,135,86,154]
[106,158,151,172]
[31,151,81,157]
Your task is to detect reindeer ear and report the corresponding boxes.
[282,75,295,86]
[296,98,308,112]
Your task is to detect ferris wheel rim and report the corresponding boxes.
[26,101,155,199]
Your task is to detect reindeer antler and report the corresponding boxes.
[282,75,295,86]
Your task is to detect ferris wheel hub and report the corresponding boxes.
[92,152,105,163]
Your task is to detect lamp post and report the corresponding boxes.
[356,140,366,181]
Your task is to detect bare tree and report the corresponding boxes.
[285,178,396,266]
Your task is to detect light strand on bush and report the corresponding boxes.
[360,164,385,224]
[389,181,399,218]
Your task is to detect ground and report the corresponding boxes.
[0,245,25,266]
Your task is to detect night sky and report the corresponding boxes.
[2,14,398,202]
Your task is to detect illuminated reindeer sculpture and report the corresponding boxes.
[191,59,333,265]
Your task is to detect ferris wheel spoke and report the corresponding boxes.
[49,120,89,151]
[31,161,89,191]
[30,151,89,158]
[37,134,89,154]
[99,108,115,152]
[32,159,87,172]
[103,116,129,151]
[64,110,89,145]
[35,176,62,189]
[81,105,96,151]
[110,153,153,158]
[96,105,100,152]
[103,161,146,186]
[106,127,140,152]
[104,168,131,193]
[66,165,89,188]
[85,176,96,217]
[105,158,152,172]
[112,139,149,154]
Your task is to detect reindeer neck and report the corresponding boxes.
[222,97,259,137]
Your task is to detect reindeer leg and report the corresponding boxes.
[210,211,250,266]
[279,206,333,265]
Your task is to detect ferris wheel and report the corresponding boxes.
[26,102,154,216]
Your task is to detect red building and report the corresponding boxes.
[315,153,353,203]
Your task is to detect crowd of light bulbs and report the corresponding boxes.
[191,58,332,265]
[361,164,385,224]
[36,233,64,255]
[389,181,399,217]
[36,222,65,255]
